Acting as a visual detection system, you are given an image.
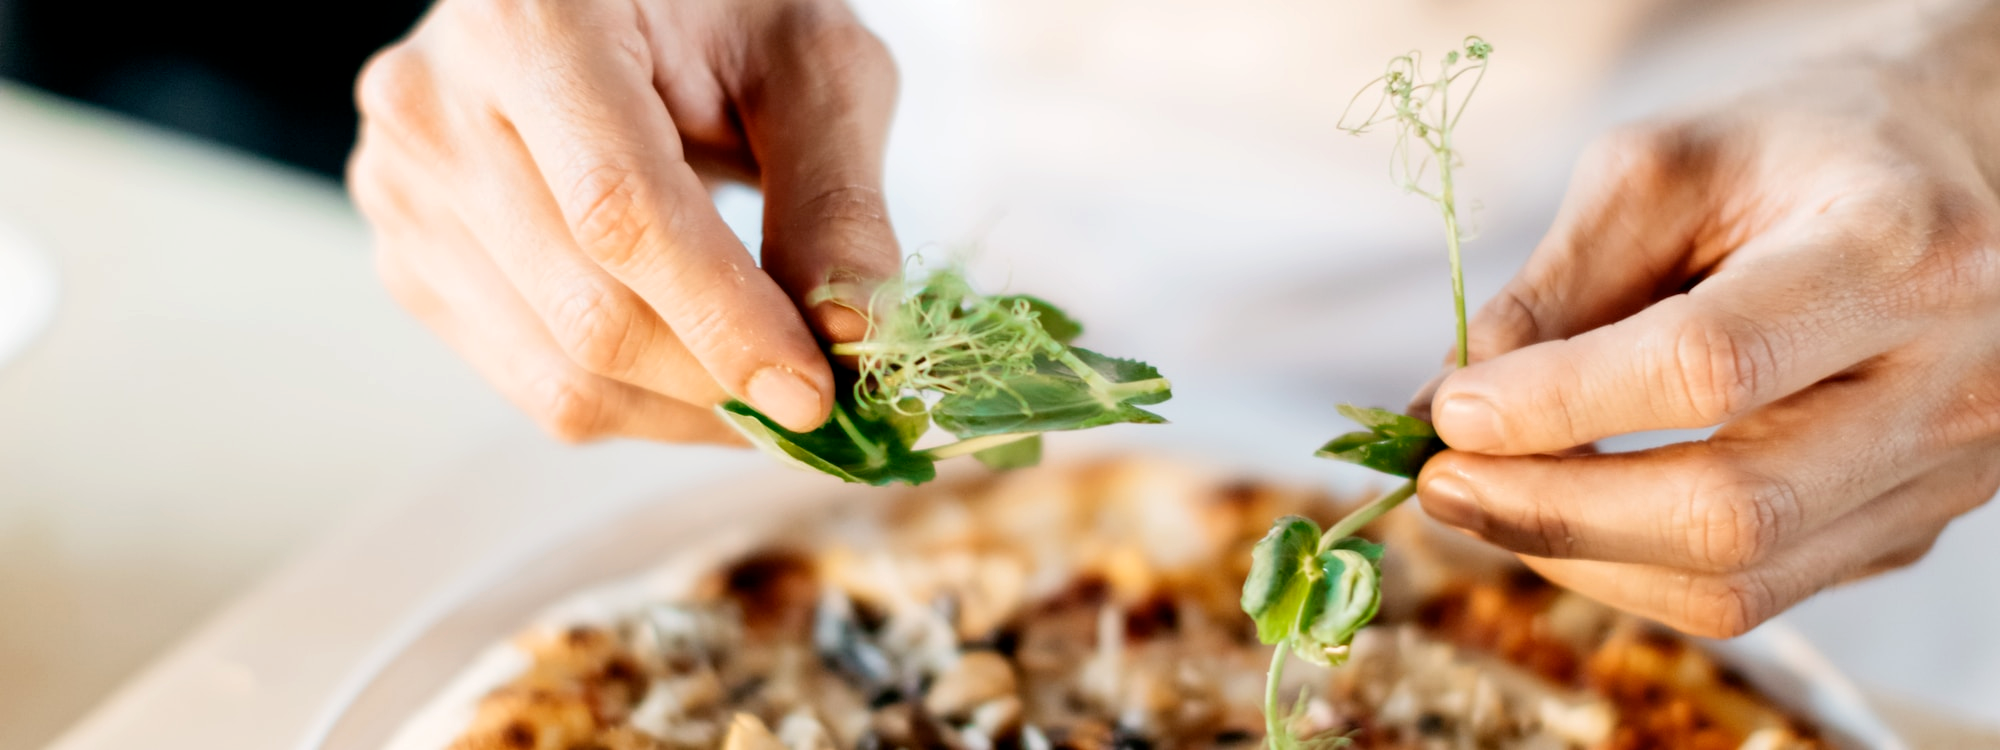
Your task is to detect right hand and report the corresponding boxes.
[348,0,901,443]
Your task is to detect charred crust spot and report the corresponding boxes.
[723,549,819,637]
[1123,594,1180,640]
[850,594,892,633]
[867,686,905,709]
[1504,567,1549,595]
[1637,626,1685,654]
[1212,729,1256,746]
[1036,574,1111,614]
[501,721,536,749]
[1110,725,1154,750]
[599,657,643,690]
[1416,712,1451,736]
[1414,592,1458,630]
[984,621,1024,658]
[727,675,769,705]
[1216,479,1261,507]
[564,625,600,648]
[1715,665,1752,692]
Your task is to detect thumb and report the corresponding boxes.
[739,11,903,346]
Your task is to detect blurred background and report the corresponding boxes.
[1,1,1997,749]
[0,0,428,178]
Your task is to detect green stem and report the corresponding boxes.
[921,431,1037,460]
[1437,150,1468,370]
[1265,643,1290,750]
[1055,350,1173,408]
[830,405,887,469]
[1102,377,1173,404]
[830,341,913,357]
[1319,479,1417,551]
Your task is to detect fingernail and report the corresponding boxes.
[1420,472,1486,535]
[1435,393,1505,451]
[747,366,826,431]
[813,298,873,344]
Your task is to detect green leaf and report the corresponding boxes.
[1240,516,1322,645]
[1316,405,1446,478]
[972,434,1042,470]
[717,400,936,486]
[929,351,1169,438]
[873,397,931,449]
[1293,545,1384,666]
[1334,404,1436,439]
[1328,536,1385,563]
[992,294,1083,344]
[1068,347,1172,406]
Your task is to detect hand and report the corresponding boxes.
[348,0,899,442]
[1417,70,2000,637]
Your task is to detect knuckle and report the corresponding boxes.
[1683,572,1777,639]
[1908,186,2000,313]
[1872,536,1939,573]
[776,3,890,66]
[811,22,896,82]
[452,0,530,34]
[787,185,892,246]
[1586,121,1712,195]
[1465,283,1551,360]
[344,152,400,223]
[1665,312,1774,425]
[760,6,899,102]
[1524,497,1577,559]
[354,45,430,123]
[548,288,643,377]
[530,373,611,443]
[669,302,734,359]
[1683,459,1797,571]
[563,161,657,268]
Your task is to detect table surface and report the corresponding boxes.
[6,2,2000,747]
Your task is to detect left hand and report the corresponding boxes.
[1416,69,2000,638]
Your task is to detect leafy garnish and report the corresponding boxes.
[1242,516,1321,645]
[971,434,1042,470]
[1242,514,1386,750]
[1315,404,1445,478]
[1246,36,1492,750]
[717,400,935,486]
[721,266,1170,485]
[930,349,1170,438]
[993,294,1083,343]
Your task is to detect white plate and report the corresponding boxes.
[303,392,1906,750]
[0,218,58,371]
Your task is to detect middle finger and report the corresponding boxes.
[1417,361,1940,572]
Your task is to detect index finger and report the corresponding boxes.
[493,3,834,432]
[1432,216,1932,455]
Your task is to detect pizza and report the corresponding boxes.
[388,457,1832,750]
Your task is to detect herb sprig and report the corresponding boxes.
[720,266,1172,485]
[1241,37,1491,749]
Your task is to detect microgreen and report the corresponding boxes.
[1242,37,1490,749]
[720,266,1172,486]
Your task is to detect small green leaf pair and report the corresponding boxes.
[719,269,1172,486]
[1316,404,1445,479]
[1240,516,1385,667]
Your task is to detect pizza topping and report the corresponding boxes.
[925,652,1018,719]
